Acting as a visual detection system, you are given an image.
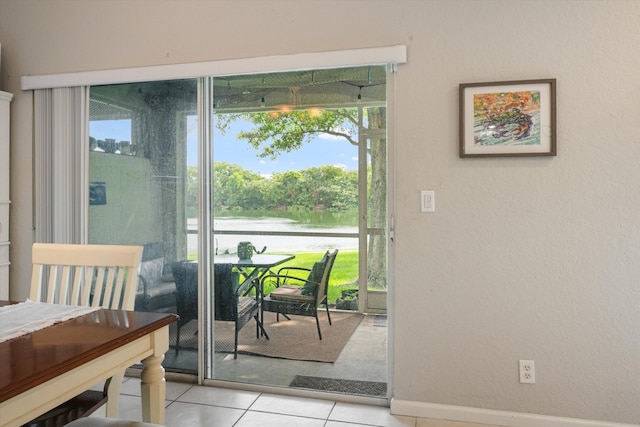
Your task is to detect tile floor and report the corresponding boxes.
[93,377,500,427]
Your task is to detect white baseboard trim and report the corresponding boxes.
[390,399,638,427]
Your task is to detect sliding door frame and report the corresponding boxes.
[24,46,405,397]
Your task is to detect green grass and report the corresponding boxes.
[197,250,361,303]
[270,250,359,303]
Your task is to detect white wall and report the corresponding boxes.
[1,0,639,424]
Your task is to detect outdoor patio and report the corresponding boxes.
[158,312,388,398]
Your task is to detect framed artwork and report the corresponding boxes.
[459,78,556,158]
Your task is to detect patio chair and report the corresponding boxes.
[261,249,338,340]
[215,263,269,358]
[171,261,268,358]
[26,243,143,427]
[171,261,198,354]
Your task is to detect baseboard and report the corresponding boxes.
[390,399,638,427]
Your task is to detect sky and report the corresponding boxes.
[90,117,358,175]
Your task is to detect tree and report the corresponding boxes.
[216,107,387,290]
[213,162,264,210]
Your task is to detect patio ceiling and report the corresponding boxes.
[90,65,386,119]
[212,65,387,113]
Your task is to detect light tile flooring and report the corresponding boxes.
[93,377,500,427]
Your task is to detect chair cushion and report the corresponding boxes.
[64,417,164,427]
[301,262,324,296]
[25,390,107,427]
[270,285,315,302]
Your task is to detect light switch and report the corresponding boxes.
[421,190,435,213]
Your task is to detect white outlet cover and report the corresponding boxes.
[519,359,535,384]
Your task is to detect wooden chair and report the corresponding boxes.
[261,249,338,339]
[25,243,143,427]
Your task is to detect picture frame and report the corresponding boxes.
[459,78,556,158]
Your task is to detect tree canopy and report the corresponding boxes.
[203,162,359,212]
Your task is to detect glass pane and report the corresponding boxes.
[207,66,387,392]
[88,79,198,373]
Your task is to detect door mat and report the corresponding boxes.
[289,375,387,397]
[373,315,387,327]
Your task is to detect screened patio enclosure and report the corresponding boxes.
[87,65,390,392]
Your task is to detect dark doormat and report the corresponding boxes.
[373,315,387,327]
[289,375,387,397]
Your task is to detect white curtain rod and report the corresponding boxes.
[21,45,407,90]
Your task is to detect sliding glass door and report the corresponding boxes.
[207,67,389,394]
[87,66,390,396]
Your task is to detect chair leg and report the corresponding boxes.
[104,370,125,418]
[254,314,269,340]
[234,320,239,359]
[315,313,322,340]
[325,304,332,325]
[279,312,291,321]
[175,323,182,355]
[255,313,259,338]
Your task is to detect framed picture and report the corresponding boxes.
[459,78,556,158]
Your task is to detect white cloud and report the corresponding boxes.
[318,132,342,140]
[318,129,352,141]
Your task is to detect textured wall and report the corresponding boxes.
[1,0,640,423]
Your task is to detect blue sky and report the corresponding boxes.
[91,117,358,175]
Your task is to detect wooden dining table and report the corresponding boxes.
[0,301,177,427]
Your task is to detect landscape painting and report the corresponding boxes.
[459,79,556,157]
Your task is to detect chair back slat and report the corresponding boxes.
[111,268,127,309]
[70,266,84,305]
[92,267,106,307]
[101,267,116,308]
[30,264,44,301]
[30,243,143,310]
[79,266,93,306]
[59,265,72,304]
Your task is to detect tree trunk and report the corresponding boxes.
[366,107,387,289]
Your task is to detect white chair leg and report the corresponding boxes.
[104,369,125,418]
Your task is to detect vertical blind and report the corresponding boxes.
[33,87,88,244]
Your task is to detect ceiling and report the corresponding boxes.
[90,65,387,119]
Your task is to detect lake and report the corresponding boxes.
[188,211,359,255]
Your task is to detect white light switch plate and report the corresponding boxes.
[421,190,435,212]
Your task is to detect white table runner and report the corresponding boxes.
[0,300,100,343]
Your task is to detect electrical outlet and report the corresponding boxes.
[519,360,535,384]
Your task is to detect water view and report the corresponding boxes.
[188,211,359,255]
